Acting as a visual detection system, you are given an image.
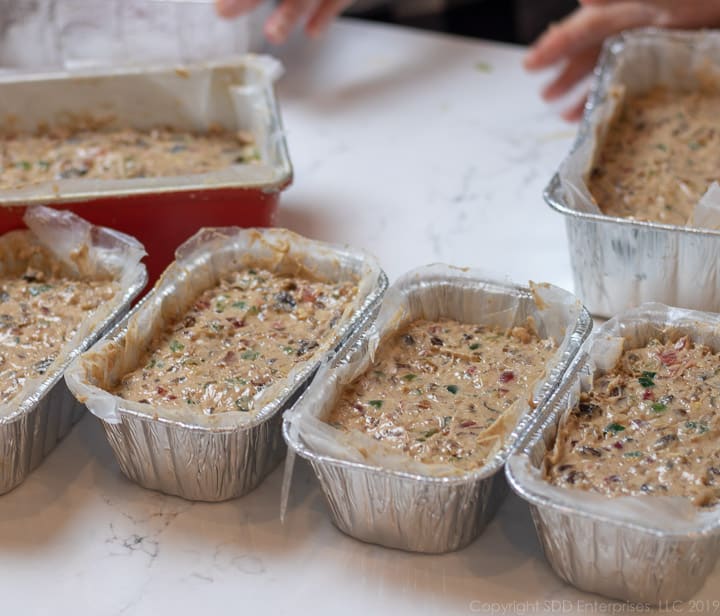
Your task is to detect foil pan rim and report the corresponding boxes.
[544,173,720,237]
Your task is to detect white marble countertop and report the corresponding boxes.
[2,18,717,616]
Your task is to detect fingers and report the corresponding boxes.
[541,46,601,100]
[582,0,720,28]
[524,4,657,71]
[306,0,353,38]
[265,0,319,44]
[562,95,589,122]
[580,0,670,6]
[215,0,263,18]
[217,0,351,43]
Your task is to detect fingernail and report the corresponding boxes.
[306,25,322,39]
[562,107,583,122]
[524,50,538,70]
[216,0,240,17]
[264,20,287,45]
[542,84,559,101]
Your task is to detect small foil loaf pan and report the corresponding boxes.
[65,228,388,502]
[282,265,592,554]
[0,205,147,494]
[506,303,720,604]
[547,28,720,317]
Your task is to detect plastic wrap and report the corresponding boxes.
[0,205,147,492]
[65,227,388,501]
[0,0,272,71]
[546,28,720,316]
[282,265,592,553]
[507,302,720,603]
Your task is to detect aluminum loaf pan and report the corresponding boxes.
[0,205,147,494]
[546,29,720,317]
[506,303,720,604]
[283,265,592,553]
[65,227,388,502]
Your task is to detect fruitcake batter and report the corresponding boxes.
[115,267,358,415]
[327,318,556,471]
[545,335,720,507]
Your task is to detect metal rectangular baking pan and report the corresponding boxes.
[0,206,147,494]
[0,55,292,282]
[546,29,720,318]
[506,303,720,604]
[65,227,388,502]
[283,265,592,554]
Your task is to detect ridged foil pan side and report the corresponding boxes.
[0,206,147,494]
[66,227,388,502]
[506,303,720,603]
[102,401,286,502]
[528,500,720,604]
[546,29,720,317]
[308,456,509,553]
[546,173,720,319]
[283,265,592,553]
[0,376,84,494]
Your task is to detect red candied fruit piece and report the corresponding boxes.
[301,288,317,303]
[642,390,654,401]
[657,350,678,366]
[499,370,514,383]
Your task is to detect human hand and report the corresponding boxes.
[216,0,354,44]
[524,0,720,121]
